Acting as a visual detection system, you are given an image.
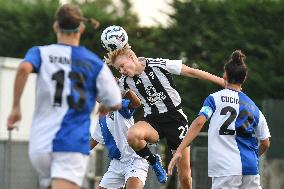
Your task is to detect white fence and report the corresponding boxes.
[0,57,36,141]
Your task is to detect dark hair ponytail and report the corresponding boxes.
[55,3,100,33]
[82,17,100,29]
[231,50,246,66]
[224,50,247,84]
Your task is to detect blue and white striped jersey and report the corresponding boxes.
[25,44,121,155]
[199,88,270,177]
[92,100,147,163]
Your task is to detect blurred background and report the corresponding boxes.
[0,0,283,188]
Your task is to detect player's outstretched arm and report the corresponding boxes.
[180,64,225,87]
[167,115,207,175]
[7,62,33,130]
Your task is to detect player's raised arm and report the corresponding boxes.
[162,59,225,87]
[180,64,225,87]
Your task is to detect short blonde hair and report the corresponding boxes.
[104,44,133,66]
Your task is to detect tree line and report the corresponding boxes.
[0,0,283,122]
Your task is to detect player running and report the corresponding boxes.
[7,4,121,189]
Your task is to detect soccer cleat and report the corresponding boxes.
[151,154,167,184]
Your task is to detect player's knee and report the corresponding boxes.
[178,168,192,185]
[127,129,140,145]
[179,174,192,187]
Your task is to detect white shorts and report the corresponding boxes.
[29,152,89,187]
[99,158,149,189]
[212,175,262,189]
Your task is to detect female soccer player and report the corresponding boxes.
[168,50,271,189]
[104,44,225,188]
[90,90,149,189]
[7,4,121,189]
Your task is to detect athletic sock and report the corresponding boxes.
[136,145,157,165]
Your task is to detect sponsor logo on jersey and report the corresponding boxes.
[145,86,166,105]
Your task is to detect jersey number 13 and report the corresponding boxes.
[52,69,86,110]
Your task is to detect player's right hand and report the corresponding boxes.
[167,151,182,176]
[7,107,21,130]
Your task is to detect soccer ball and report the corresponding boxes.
[101,25,128,51]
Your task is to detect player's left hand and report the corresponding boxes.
[7,107,21,130]
[167,151,182,176]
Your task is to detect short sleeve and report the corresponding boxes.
[96,64,122,107]
[23,46,41,73]
[255,111,271,140]
[198,95,216,120]
[146,58,182,75]
[165,60,182,75]
[92,120,105,144]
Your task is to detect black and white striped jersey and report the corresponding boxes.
[119,58,183,116]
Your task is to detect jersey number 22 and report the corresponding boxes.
[219,106,254,136]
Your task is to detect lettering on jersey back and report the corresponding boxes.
[221,96,239,104]
[49,55,71,65]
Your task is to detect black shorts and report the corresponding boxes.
[144,109,188,150]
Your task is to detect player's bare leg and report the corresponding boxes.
[174,146,192,189]
[127,121,167,183]
[126,177,144,189]
[127,121,159,150]
[52,178,79,189]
